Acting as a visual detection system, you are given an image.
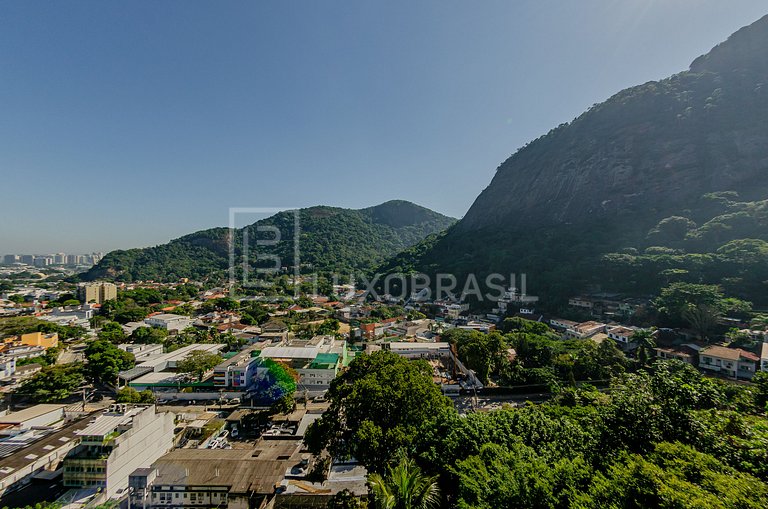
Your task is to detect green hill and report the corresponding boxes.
[82,200,455,283]
[379,15,768,306]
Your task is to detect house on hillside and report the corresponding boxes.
[698,345,759,380]
[654,345,698,365]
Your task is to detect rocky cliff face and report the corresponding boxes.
[382,14,768,304]
[458,14,768,234]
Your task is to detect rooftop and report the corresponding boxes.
[145,313,190,321]
[76,406,146,438]
[701,345,759,362]
[0,404,65,425]
[0,416,92,472]
[152,445,301,494]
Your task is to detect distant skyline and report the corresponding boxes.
[1,1,767,253]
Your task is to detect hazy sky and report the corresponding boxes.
[1,1,767,254]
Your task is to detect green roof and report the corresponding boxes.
[309,352,340,369]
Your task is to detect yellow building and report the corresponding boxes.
[21,332,59,348]
[1,332,59,350]
[79,282,117,304]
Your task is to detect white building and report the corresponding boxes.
[119,343,164,363]
[386,342,452,360]
[63,404,174,499]
[494,286,539,315]
[699,346,760,380]
[260,336,347,390]
[760,342,768,372]
[606,326,638,346]
[0,404,66,430]
[0,356,16,380]
[144,314,194,332]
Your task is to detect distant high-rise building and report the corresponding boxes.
[20,255,34,265]
[79,282,118,304]
[53,253,67,264]
[33,256,53,268]
[2,255,18,265]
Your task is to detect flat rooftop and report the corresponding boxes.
[214,345,261,369]
[76,407,147,438]
[136,343,226,372]
[152,444,302,494]
[388,342,449,350]
[0,404,65,425]
[0,416,92,472]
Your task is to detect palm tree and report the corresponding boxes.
[682,303,721,341]
[632,329,656,366]
[368,454,440,509]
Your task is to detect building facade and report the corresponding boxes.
[63,404,174,499]
[78,282,118,304]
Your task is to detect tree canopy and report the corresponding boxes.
[305,351,452,470]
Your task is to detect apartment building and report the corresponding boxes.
[78,282,117,304]
[213,347,262,389]
[63,404,174,499]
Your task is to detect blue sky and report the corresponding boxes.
[1,1,767,253]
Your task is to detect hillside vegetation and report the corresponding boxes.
[82,200,455,282]
[380,15,768,306]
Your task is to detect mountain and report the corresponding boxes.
[381,15,768,306]
[82,201,456,282]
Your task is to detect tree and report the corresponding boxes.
[85,340,135,384]
[442,329,508,384]
[304,351,452,470]
[114,306,149,324]
[176,350,223,381]
[251,359,298,406]
[131,326,168,344]
[19,364,84,402]
[98,321,126,343]
[500,317,551,335]
[368,454,440,509]
[116,387,155,403]
[594,339,629,378]
[327,489,368,509]
[317,318,341,335]
[270,394,295,415]
[682,303,721,340]
[753,371,768,412]
[632,329,656,366]
[653,283,751,331]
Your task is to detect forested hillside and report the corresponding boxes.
[82,200,455,282]
[381,15,768,306]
